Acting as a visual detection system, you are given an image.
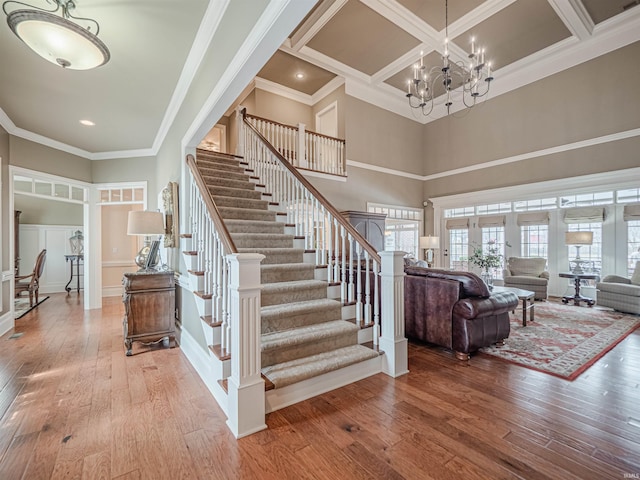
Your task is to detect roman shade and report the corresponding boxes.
[623,204,640,221]
[517,211,550,226]
[477,215,506,228]
[446,218,469,230]
[563,207,605,224]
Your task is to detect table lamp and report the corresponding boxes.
[419,235,440,267]
[127,210,165,271]
[565,231,593,274]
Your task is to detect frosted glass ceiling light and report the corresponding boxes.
[3,0,110,70]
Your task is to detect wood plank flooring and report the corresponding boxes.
[0,293,639,479]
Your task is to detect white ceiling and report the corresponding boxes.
[2,0,640,160]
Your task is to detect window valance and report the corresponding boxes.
[477,215,506,228]
[517,211,550,226]
[623,204,640,222]
[563,206,605,224]
[446,218,469,230]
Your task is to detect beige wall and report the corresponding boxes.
[345,95,423,175]
[1,125,9,316]
[9,136,92,182]
[101,204,139,292]
[15,194,83,225]
[91,156,158,209]
[253,89,313,127]
[422,41,640,192]
[312,85,346,138]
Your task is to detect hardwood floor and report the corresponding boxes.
[1,293,639,479]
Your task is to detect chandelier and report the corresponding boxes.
[3,0,110,70]
[406,0,493,116]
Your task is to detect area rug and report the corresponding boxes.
[480,300,640,380]
[14,296,49,319]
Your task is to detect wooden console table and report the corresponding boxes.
[122,271,176,356]
[559,272,597,307]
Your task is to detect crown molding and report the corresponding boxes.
[311,76,345,104]
[346,159,423,180]
[254,77,313,105]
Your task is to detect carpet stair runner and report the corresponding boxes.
[187,150,380,389]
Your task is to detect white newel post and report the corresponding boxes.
[226,253,266,438]
[297,123,308,169]
[378,251,409,377]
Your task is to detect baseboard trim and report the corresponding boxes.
[0,311,14,337]
[179,328,229,416]
[265,355,383,414]
[102,286,123,297]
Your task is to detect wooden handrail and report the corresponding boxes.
[186,154,237,254]
[245,112,346,143]
[242,110,380,264]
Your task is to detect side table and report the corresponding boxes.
[122,271,176,356]
[559,272,597,307]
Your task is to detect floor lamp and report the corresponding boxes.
[419,235,440,267]
[127,210,165,271]
[565,231,593,274]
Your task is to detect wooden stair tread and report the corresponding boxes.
[188,270,204,276]
[194,291,212,300]
[209,345,230,361]
[201,315,222,328]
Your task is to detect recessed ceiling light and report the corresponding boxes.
[80,119,95,126]
[295,72,305,79]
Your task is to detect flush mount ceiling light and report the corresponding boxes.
[79,119,94,125]
[3,0,110,70]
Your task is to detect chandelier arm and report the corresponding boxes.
[64,1,101,34]
[421,97,434,116]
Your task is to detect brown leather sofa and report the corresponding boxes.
[404,267,519,360]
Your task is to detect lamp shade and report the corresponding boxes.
[565,231,593,246]
[127,211,164,236]
[419,235,440,249]
[7,10,110,70]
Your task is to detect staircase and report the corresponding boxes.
[185,150,380,389]
[180,111,407,438]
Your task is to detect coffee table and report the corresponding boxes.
[493,286,535,326]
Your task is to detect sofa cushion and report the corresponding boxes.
[631,261,640,285]
[507,257,546,277]
[453,291,519,319]
[405,267,491,298]
[504,275,548,287]
[597,282,640,297]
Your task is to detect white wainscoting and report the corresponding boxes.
[19,224,83,294]
[102,260,136,297]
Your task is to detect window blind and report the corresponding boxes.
[517,211,550,226]
[563,206,605,224]
[623,204,640,221]
[445,218,469,230]
[477,215,506,228]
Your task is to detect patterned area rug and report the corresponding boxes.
[14,296,49,319]
[480,300,640,380]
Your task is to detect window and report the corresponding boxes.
[560,192,613,207]
[368,203,422,257]
[567,223,602,276]
[449,229,469,271]
[481,226,506,277]
[617,188,640,204]
[513,197,557,211]
[476,203,511,215]
[521,224,548,258]
[444,206,474,218]
[628,220,640,276]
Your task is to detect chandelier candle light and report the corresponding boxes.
[407,0,493,116]
[3,0,110,70]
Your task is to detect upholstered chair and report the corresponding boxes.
[502,257,549,300]
[596,261,640,315]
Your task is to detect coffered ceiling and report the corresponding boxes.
[1,0,639,159]
[255,0,640,123]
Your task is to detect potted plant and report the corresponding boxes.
[469,240,510,288]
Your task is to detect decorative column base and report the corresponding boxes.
[379,251,409,378]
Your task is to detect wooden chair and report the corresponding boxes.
[15,249,47,307]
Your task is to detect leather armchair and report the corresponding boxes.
[596,261,640,314]
[503,257,549,300]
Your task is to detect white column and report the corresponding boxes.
[226,252,266,438]
[297,123,308,169]
[85,186,101,310]
[378,251,408,378]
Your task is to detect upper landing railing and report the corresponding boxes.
[244,112,346,177]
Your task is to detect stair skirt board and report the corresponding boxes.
[265,353,383,414]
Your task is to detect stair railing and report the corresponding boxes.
[242,110,381,343]
[245,112,346,177]
[186,154,237,357]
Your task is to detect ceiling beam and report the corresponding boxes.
[547,0,594,40]
[290,0,348,51]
